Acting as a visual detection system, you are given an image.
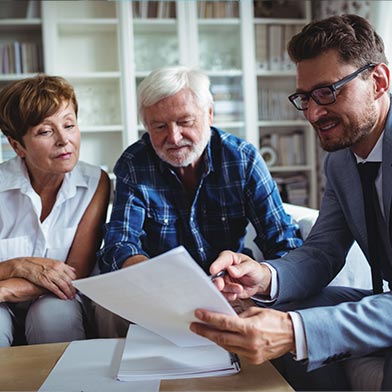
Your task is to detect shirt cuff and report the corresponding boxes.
[250,262,277,304]
[288,311,308,361]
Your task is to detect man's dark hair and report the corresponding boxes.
[288,14,388,68]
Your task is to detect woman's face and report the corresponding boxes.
[10,101,80,181]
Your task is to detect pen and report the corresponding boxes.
[209,270,227,281]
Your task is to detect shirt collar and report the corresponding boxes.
[354,131,383,164]
[0,156,89,202]
[0,156,31,192]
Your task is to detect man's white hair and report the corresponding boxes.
[137,66,214,126]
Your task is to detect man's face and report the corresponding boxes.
[296,50,377,153]
[144,89,213,168]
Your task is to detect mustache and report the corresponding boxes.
[164,140,192,148]
[313,116,339,128]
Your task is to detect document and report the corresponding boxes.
[73,246,237,346]
[117,325,240,381]
[38,339,160,392]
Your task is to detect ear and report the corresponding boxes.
[7,136,26,158]
[208,106,214,126]
[372,63,390,99]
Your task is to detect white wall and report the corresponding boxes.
[370,1,392,65]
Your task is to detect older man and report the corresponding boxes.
[99,66,302,273]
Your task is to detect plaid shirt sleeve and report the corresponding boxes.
[98,143,152,273]
[240,141,303,259]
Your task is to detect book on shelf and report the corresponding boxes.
[253,0,305,19]
[214,100,243,120]
[0,41,42,74]
[13,42,21,74]
[255,24,268,70]
[275,174,309,206]
[261,131,305,166]
[255,24,302,71]
[132,1,175,19]
[25,0,41,18]
[198,1,239,19]
[282,24,302,71]
[268,24,283,71]
[258,88,303,121]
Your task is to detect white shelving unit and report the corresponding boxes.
[41,0,126,173]
[0,0,317,207]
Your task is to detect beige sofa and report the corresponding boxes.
[246,203,372,289]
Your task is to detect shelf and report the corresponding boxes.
[57,20,118,33]
[206,70,243,77]
[258,120,309,127]
[269,165,312,172]
[213,121,245,128]
[63,72,121,80]
[79,126,123,133]
[254,18,309,25]
[256,70,297,77]
[0,73,40,81]
[133,19,177,31]
[49,0,116,19]
[198,19,240,25]
[0,19,41,30]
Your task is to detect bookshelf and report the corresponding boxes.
[0,0,317,207]
[253,0,315,207]
[0,0,43,163]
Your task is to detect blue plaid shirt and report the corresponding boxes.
[99,128,302,273]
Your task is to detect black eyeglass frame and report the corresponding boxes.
[288,63,377,111]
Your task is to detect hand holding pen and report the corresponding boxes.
[208,251,272,302]
[209,270,227,281]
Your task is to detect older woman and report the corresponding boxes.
[0,75,110,346]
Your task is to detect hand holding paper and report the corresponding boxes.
[73,246,237,346]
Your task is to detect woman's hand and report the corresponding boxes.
[7,257,77,300]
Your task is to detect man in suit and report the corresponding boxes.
[190,14,392,391]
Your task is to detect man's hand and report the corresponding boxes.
[210,251,272,301]
[190,307,295,364]
[122,254,149,268]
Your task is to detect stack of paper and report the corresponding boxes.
[38,339,160,392]
[117,325,240,381]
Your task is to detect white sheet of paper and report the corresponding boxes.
[38,339,160,392]
[74,246,237,346]
[117,325,240,381]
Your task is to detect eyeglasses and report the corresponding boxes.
[288,63,377,111]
